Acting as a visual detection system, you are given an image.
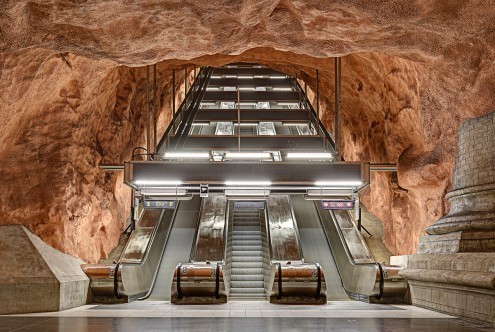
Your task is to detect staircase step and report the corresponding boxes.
[232,262,263,268]
[231,268,264,275]
[231,245,262,251]
[231,281,264,288]
[232,252,263,263]
[230,287,265,294]
[231,275,264,281]
[233,231,261,236]
[231,240,262,246]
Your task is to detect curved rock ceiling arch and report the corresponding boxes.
[0,1,494,262]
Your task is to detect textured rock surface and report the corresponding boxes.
[0,1,494,261]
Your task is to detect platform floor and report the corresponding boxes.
[1,301,492,331]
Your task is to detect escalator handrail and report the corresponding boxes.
[316,263,322,299]
[215,262,221,299]
[176,263,182,299]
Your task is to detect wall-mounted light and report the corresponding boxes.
[286,153,333,159]
[224,152,272,159]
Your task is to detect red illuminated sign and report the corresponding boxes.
[321,200,354,210]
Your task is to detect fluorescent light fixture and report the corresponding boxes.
[282,122,309,126]
[135,180,183,186]
[238,87,256,91]
[225,189,270,196]
[140,188,187,196]
[238,75,254,79]
[192,122,210,126]
[277,102,300,106]
[225,152,272,159]
[270,76,286,79]
[211,75,222,79]
[314,181,363,187]
[272,87,293,91]
[201,102,217,106]
[234,123,258,126]
[225,181,272,186]
[286,152,333,159]
[164,152,210,159]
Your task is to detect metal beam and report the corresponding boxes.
[208,78,292,88]
[203,91,299,102]
[153,64,157,154]
[213,67,284,76]
[334,57,342,161]
[146,65,151,160]
[164,136,325,151]
[125,161,369,188]
[194,110,311,122]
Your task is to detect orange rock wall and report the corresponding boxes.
[0,1,494,261]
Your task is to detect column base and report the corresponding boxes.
[399,253,495,326]
[418,231,495,254]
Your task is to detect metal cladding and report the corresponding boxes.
[125,161,369,190]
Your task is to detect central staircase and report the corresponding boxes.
[229,208,265,299]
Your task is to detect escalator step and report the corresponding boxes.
[231,268,264,275]
[231,275,264,281]
[232,262,263,268]
[231,256,263,262]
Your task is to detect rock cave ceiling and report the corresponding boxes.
[0,1,494,262]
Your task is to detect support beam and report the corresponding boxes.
[172,69,176,133]
[146,65,151,161]
[153,64,157,156]
[334,57,342,161]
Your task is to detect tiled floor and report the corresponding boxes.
[1,301,493,331]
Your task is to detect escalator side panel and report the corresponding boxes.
[191,195,227,262]
[266,195,302,261]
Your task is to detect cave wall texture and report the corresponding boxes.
[0,1,494,263]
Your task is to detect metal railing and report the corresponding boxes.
[292,78,336,152]
[156,66,214,154]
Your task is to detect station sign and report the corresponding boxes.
[144,196,177,209]
[321,200,354,210]
[200,184,209,198]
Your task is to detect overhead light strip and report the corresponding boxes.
[225,152,272,159]
[163,152,210,159]
[286,153,333,159]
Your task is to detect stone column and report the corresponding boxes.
[419,111,495,253]
[399,111,495,325]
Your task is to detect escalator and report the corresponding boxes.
[82,197,202,302]
[292,194,407,303]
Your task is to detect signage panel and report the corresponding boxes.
[144,199,177,209]
[321,200,354,210]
